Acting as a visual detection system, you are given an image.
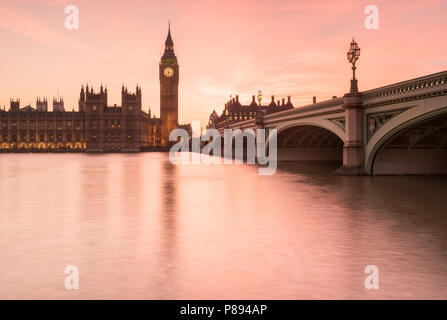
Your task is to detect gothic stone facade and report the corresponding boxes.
[0,87,161,152]
[0,27,186,152]
[208,95,294,129]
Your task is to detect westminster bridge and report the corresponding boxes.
[215,70,447,175]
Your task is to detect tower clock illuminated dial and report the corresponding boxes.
[163,67,174,78]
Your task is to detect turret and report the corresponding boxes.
[235,95,241,106]
[10,98,20,111]
[36,97,48,112]
[269,95,276,107]
[80,85,85,102]
[53,97,65,112]
[250,95,257,107]
[121,85,141,113]
[84,85,107,114]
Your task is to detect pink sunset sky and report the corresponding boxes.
[0,0,446,125]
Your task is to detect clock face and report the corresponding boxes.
[163,67,174,78]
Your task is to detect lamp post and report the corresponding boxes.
[338,37,366,176]
[347,38,361,93]
[255,90,264,137]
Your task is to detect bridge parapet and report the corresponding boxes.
[264,97,344,120]
[362,70,447,108]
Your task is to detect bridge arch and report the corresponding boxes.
[366,105,447,175]
[273,119,345,141]
[270,119,345,162]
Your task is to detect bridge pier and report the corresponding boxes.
[334,92,368,175]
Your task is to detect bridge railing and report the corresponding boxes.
[264,97,344,121]
[362,70,447,108]
[219,70,447,129]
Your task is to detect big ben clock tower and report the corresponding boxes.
[160,25,179,147]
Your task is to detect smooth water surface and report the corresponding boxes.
[1,153,447,299]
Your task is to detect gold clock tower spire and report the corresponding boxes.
[159,23,179,147]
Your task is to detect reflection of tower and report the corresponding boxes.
[159,24,179,147]
[154,160,178,296]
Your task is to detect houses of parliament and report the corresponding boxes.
[0,27,190,152]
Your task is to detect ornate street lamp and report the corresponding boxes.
[257,90,263,106]
[347,38,361,93]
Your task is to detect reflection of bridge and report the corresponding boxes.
[217,71,447,175]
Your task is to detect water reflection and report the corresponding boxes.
[0,154,446,299]
[155,160,179,298]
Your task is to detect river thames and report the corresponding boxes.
[1,153,447,299]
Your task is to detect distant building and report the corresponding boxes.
[79,84,160,152]
[208,95,293,129]
[0,26,189,153]
[0,86,161,152]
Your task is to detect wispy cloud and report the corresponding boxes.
[0,3,91,52]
